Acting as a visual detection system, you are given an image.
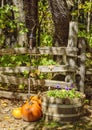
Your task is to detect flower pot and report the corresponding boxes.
[42,92,85,122]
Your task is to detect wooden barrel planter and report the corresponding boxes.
[42,92,85,122]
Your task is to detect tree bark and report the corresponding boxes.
[24,0,38,47]
[12,0,28,47]
[48,0,70,47]
[87,0,92,33]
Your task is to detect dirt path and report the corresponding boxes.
[0,98,92,130]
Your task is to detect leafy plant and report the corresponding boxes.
[38,0,53,46]
[79,1,92,13]
[47,86,84,99]
[0,4,28,46]
[0,54,30,67]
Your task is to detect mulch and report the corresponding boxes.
[0,98,92,130]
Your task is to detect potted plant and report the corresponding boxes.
[42,85,86,122]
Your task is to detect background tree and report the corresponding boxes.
[12,0,28,47]
[47,0,70,47]
[37,0,53,46]
[24,0,38,47]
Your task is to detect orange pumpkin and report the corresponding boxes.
[21,100,42,122]
[30,93,42,107]
[30,95,42,107]
[12,107,22,119]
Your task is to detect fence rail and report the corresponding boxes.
[0,66,92,74]
[0,74,71,88]
[0,65,75,73]
[0,47,78,56]
[0,47,92,91]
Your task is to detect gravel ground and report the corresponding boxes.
[0,98,92,130]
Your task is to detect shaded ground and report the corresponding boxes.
[0,98,92,130]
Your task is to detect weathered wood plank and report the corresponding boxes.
[38,65,75,72]
[76,68,92,75]
[68,22,78,47]
[0,90,28,100]
[38,47,65,55]
[0,74,71,87]
[0,47,78,56]
[86,69,92,75]
[0,65,75,73]
[0,66,91,76]
[0,47,30,55]
[0,74,28,85]
[78,38,86,93]
[0,66,31,73]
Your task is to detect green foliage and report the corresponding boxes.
[77,1,92,47]
[0,54,30,67]
[0,4,17,30]
[0,4,28,46]
[78,1,92,13]
[78,28,92,47]
[23,70,29,77]
[40,33,53,46]
[31,55,57,66]
[39,56,57,66]
[72,0,92,17]
[30,55,57,79]
[18,84,25,90]
[38,0,53,46]
[0,54,56,67]
[0,54,57,79]
[86,53,92,67]
[47,89,83,99]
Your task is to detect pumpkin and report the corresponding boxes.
[30,96,41,107]
[21,100,42,122]
[30,93,42,107]
[12,107,22,119]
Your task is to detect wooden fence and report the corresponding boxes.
[0,46,91,97]
[0,21,92,99]
[0,47,77,87]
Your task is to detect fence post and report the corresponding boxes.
[67,21,78,68]
[68,21,78,47]
[77,38,86,93]
[66,21,78,86]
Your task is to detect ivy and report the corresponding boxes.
[0,4,28,46]
[38,0,53,46]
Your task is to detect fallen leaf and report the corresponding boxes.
[2,102,8,107]
[4,116,10,120]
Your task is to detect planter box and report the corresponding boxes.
[42,92,85,122]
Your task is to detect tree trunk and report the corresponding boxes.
[87,0,92,33]
[24,0,38,47]
[12,0,28,47]
[48,0,70,47]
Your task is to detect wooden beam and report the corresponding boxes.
[0,66,31,73]
[78,38,86,93]
[0,90,28,100]
[0,47,77,56]
[0,47,30,55]
[68,22,78,47]
[0,74,28,85]
[86,69,92,75]
[0,65,75,73]
[0,74,71,88]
